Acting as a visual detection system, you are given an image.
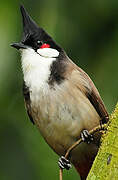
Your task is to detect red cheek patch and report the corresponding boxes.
[40,43,50,49]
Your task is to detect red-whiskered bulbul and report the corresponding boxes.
[11,5,109,180]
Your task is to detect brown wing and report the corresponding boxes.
[23,81,34,124]
[66,60,109,124]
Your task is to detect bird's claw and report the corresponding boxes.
[58,156,72,170]
[81,129,93,144]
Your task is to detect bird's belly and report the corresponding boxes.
[30,85,100,156]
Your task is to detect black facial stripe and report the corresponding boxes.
[48,51,67,86]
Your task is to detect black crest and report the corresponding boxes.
[20,5,62,51]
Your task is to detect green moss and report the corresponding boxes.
[87,103,118,180]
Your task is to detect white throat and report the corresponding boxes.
[21,48,59,90]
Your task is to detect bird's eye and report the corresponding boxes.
[37,40,43,46]
[37,40,50,49]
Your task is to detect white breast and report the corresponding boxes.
[21,48,58,91]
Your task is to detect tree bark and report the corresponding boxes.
[87,103,118,180]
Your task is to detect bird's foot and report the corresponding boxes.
[58,156,72,170]
[100,116,109,130]
[81,129,93,144]
[100,120,105,130]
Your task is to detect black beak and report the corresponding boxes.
[11,42,28,50]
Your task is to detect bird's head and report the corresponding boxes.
[11,5,62,59]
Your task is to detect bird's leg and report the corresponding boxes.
[80,129,94,144]
[58,156,72,170]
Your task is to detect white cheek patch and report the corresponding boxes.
[37,48,59,58]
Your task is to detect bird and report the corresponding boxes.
[11,5,109,180]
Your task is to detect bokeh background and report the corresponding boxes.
[0,0,118,180]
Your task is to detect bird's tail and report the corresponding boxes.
[73,160,93,180]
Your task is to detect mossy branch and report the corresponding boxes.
[87,103,118,180]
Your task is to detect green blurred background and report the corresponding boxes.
[0,0,118,179]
